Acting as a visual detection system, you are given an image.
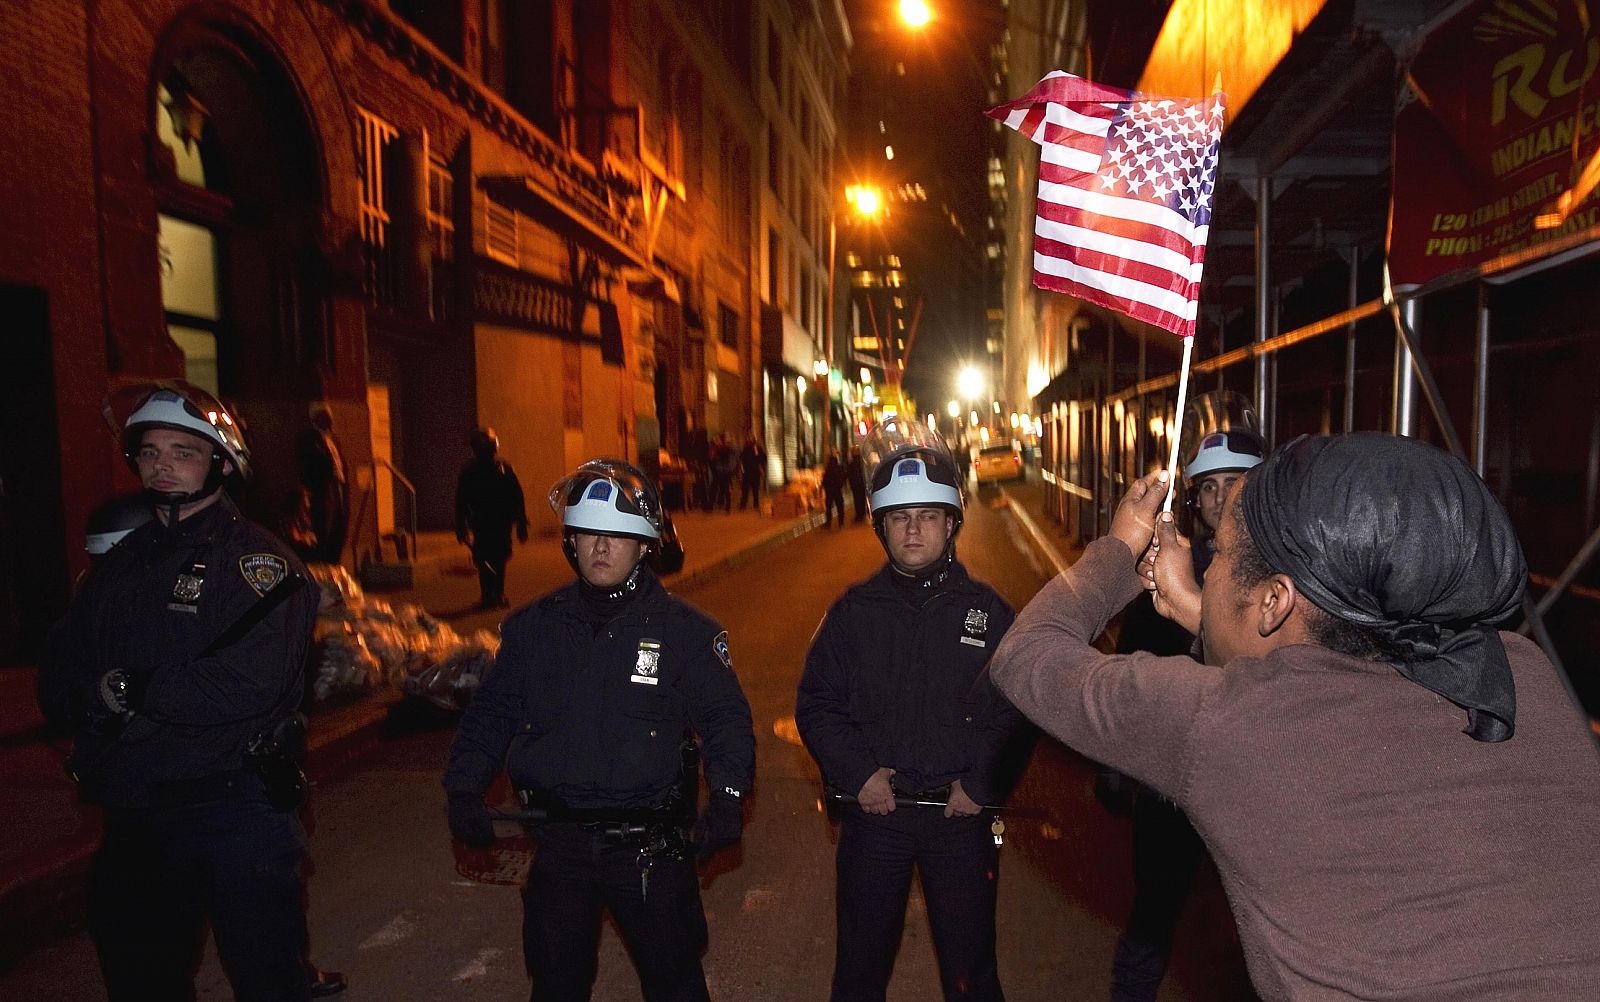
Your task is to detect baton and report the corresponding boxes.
[825,792,1045,817]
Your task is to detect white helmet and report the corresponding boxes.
[549,459,662,542]
[85,493,154,555]
[113,383,251,478]
[859,417,964,524]
[1185,429,1265,480]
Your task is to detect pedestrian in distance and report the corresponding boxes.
[797,418,1022,1002]
[710,434,737,513]
[38,382,331,1002]
[292,401,348,565]
[821,449,848,528]
[738,436,767,511]
[444,458,755,1002]
[991,432,1600,1001]
[847,445,869,523]
[455,427,529,609]
[1103,423,1266,1002]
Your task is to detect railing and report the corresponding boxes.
[351,457,418,567]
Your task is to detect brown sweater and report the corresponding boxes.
[991,536,1600,1001]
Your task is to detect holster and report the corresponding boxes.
[244,713,309,812]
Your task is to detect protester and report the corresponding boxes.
[293,402,348,565]
[991,433,1600,1000]
[847,445,868,523]
[739,436,767,511]
[821,450,848,529]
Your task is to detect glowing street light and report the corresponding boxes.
[946,400,960,419]
[899,0,932,29]
[846,184,883,219]
[956,365,983,401]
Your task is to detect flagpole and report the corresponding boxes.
[1162,335,1195,512]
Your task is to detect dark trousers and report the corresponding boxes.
[88,792,310,1002]
[832,810,1002,1002]
[472,546,510,605]
[522,824,710,1002]
[709,473,732,512]
[824,488,847,527]
[739,473,762,509]
[1110,793,1207,1002]
[850,485,867,522]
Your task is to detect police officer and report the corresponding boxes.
[38,382,321,1002]
[1106,422,1265,1002]
[797,419,1022,1002]
[455,426,529,608]
[444,458,755,1002]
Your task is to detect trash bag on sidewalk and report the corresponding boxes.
[404,629,500,712]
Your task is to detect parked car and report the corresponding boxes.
[973,442,1023,485]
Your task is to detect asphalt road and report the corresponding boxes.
[4,489,1256,1000]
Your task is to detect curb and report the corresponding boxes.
[667,512,827,593]
[998,487,1075,577]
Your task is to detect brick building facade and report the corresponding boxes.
[0,0,849,666]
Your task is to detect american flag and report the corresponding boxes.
[986,71,1225,339]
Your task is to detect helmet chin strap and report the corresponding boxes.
[144,453,228,525]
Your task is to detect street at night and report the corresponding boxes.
[2,488,1254,1001]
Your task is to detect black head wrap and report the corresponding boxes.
[1238,433,1526,742]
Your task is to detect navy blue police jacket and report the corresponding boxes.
[443,569,755,810]
[797,560,1021,806]
[38,495,318,809]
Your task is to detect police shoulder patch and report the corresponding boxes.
[712,630,733,669]
[239,553,289,596]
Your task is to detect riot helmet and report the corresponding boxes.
[85,492,154,556]
[470,426,499,461]
[549,458,664,585]
[105,381,250,511]
[550,459,663,542]
[1186,428,1266,480]
[1177,390,1263,482]
[860,417,964,526]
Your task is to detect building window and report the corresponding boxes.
[427,150,455,261]
[485,199,519,266]
[719,302,738,348]
[768,124,780,194]
[768,228,781,304]
[158,213,222,396]
[768,23,782,88]
[357,106,399,306]
[800,267,812,333]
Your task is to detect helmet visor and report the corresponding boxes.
[548,458,663,540]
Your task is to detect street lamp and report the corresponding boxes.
[946,400,960,419]
[956,365,984,402]
[899,0,932,29]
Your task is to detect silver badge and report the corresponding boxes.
[168,562,207,612]
[961,608,989,647]
[632,639,662,685]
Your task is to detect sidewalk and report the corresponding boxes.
[0,501,821,973]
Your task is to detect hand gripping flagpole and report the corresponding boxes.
[1162,335,1195,512]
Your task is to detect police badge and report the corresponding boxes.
[239,554,289,597]
[168,562,207,613]
[960,608,989,647]
[632,639,662,685]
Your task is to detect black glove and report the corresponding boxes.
[447,792,495,848]
[693,791,743,864]
[95,669,142,720]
